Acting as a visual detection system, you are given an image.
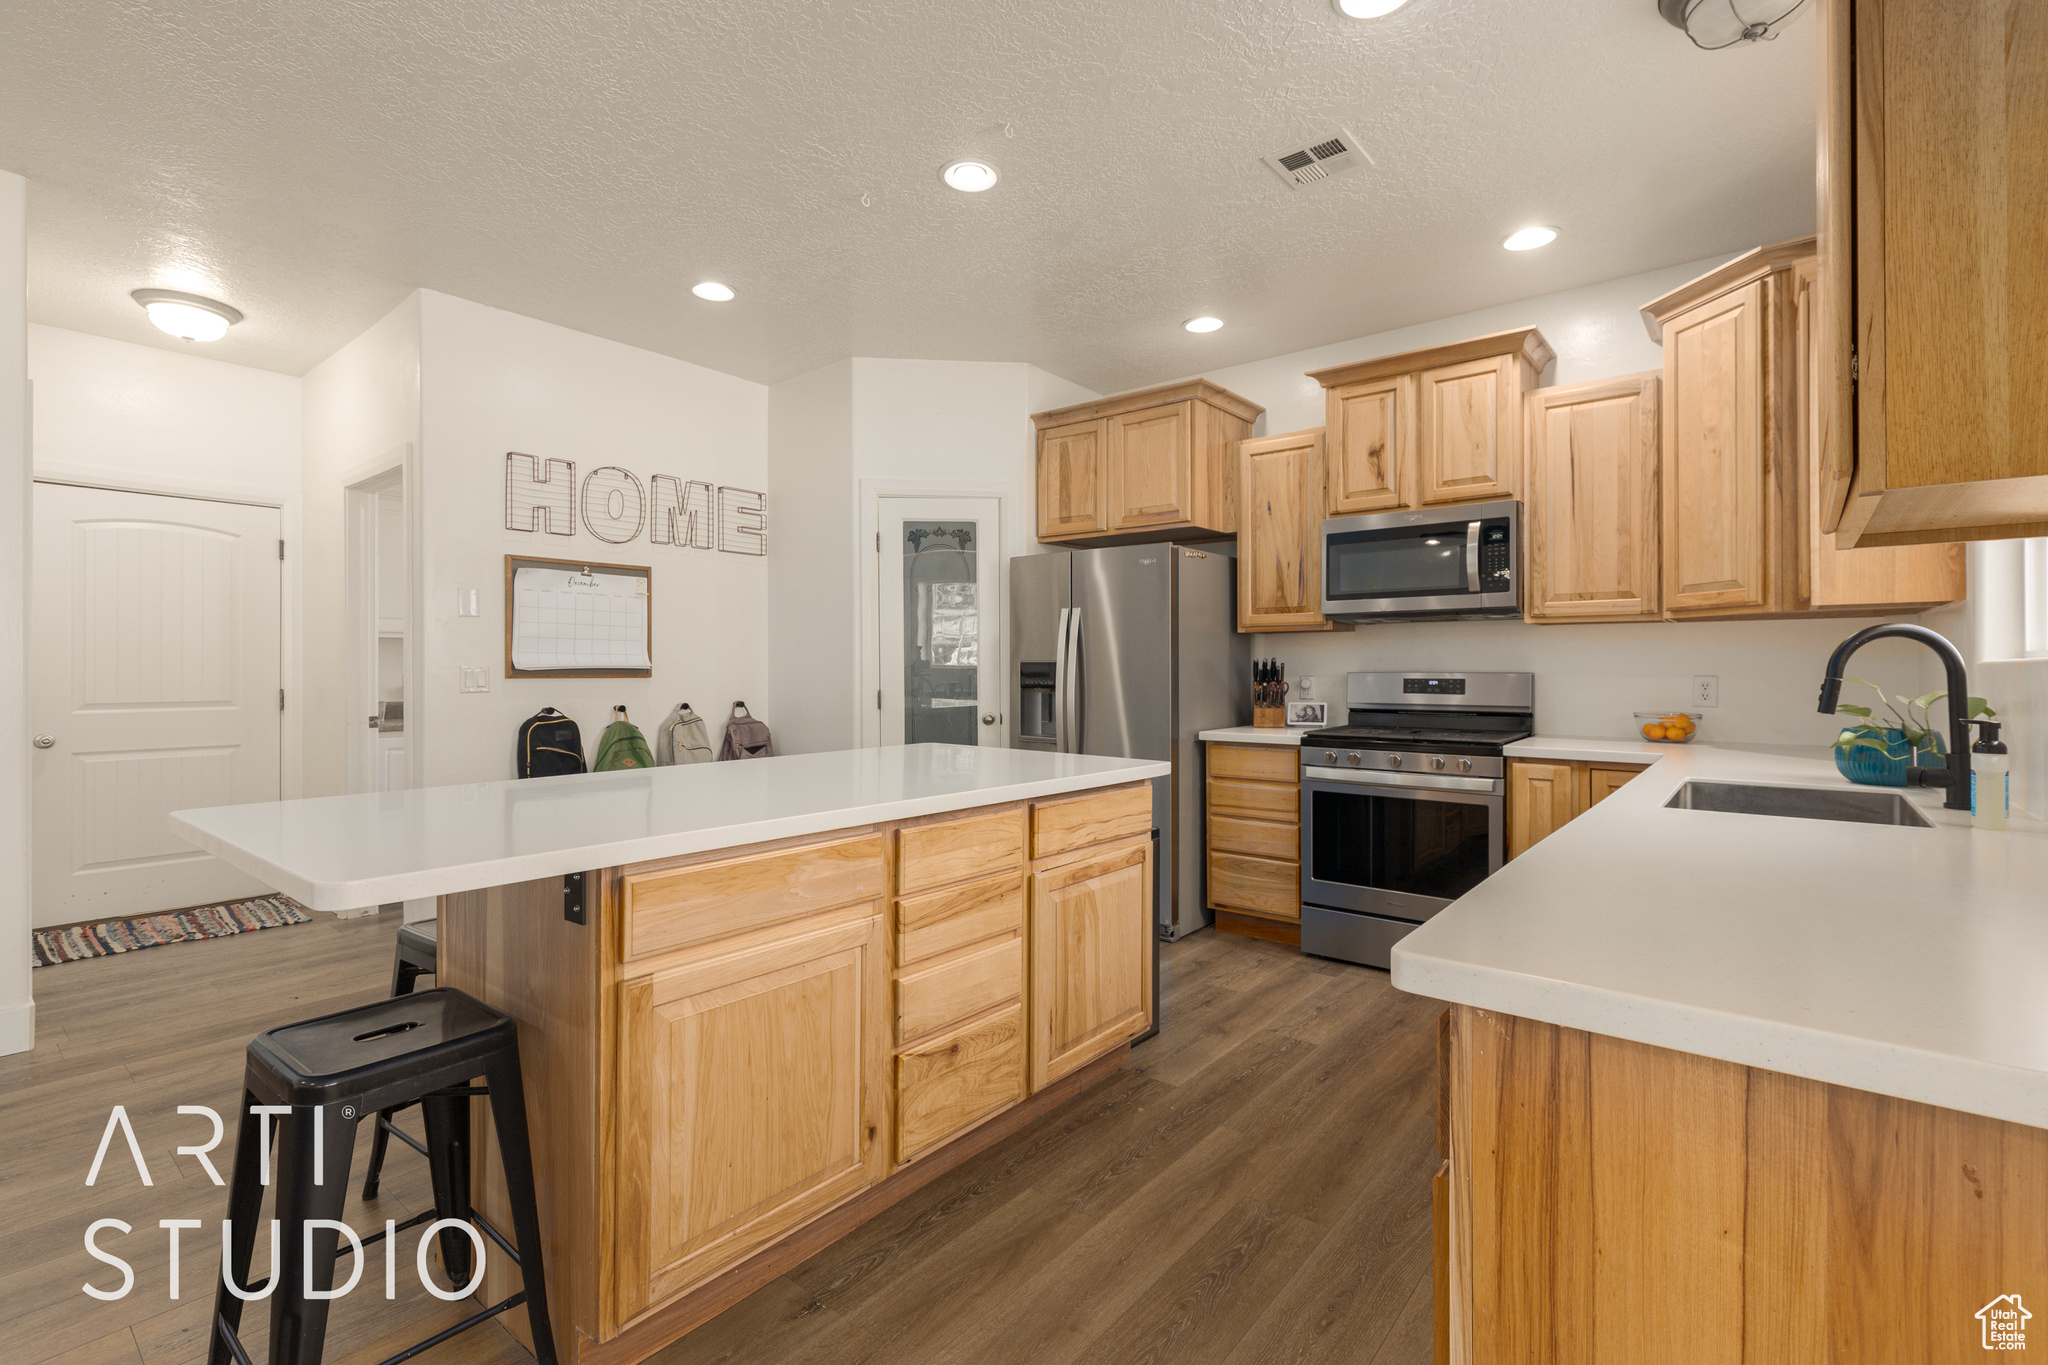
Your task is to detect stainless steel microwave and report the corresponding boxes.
[1319,498,1521,622]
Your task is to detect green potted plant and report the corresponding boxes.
[1831,679,1996,787]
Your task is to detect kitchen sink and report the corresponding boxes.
[1664,780,1935,828]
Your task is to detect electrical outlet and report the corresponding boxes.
[459,666,490,694]
[1693,675,1719,708]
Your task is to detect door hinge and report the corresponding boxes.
[278,539,285,560]
[876,531,881,552]
[279,688,286,712]
[1849,347,1859,385]
[877,689,883,710]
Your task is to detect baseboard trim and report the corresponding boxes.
[0,998,36,1056]
[581,1042,1133,1365]
[1213,908,1302,947]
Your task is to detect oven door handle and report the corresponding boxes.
[1465,520,1482,593]
[1303,768,1503,795]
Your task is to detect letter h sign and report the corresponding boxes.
[505,453,576,535]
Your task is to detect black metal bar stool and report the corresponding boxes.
[361,920,436,1200]
[208,987,556,1365]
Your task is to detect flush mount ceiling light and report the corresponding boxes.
[131,288,242,342]
[1502,226,1559,251]
[1333,0,1408,15]
[1183,316,1224,333]
[691,281,736,301]
[1657,0,1809,50]
[941,160,999,193]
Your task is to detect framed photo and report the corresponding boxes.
[1286,700,1327,727]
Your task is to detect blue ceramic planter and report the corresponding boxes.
[1833,728,1945,787]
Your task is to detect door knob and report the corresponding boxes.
[368,715,382,729]
[981,713,996,725]
[32,734,53,749]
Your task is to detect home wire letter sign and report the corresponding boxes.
[506,555,653,677]
[505,452,766,554]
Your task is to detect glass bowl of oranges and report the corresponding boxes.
[1635,711,1701,744]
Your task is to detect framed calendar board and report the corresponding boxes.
[504,554,654,679]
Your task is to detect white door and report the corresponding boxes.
[30,484,281,926]
[879,497,1005,748]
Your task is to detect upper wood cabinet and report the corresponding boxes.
[1817,0,2048,548]
[1037,419,1108,539]
[1643,239,1963,620]
[1032,381,1262,545]
[1309,328,1553,513]
[1522,373,1662,624]
[1236,428,1346,633]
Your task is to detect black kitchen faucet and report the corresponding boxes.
[1816,623,1974,811]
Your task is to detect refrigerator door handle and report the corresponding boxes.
[1063,606,1083,754]
[1053,607,1072,754]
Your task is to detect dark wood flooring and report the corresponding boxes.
[4,911,1440,1365]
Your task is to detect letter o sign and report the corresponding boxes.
[581,467,647,544]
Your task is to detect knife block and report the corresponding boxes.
[1253,704,1286,729]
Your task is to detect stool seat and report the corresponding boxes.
[396,919,437,964]
[251,989,509,1109]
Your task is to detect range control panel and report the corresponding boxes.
[1403,677,1466,695]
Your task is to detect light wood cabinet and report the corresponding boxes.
[1032,381,1262,545]
[1236,428,1346,633]
[1506,758,1648,860]
[1522,374,1662,623]
[1204,740,1300,943]
[1642,240,1964,620]
[1036,419,1108,539]
[613,904,891,1318]
[1818,0,2048,548]
[1310,328,1553,513]
[1028,835,1153,1089]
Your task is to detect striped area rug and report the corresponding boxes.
[32,895,314,967]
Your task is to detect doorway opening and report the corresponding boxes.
[344,467,411,796]
[869,493,1008,749]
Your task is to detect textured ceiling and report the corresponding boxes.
[0,0,1817,391]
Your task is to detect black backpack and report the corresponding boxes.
[517,708,586,778]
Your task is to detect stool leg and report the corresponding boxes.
[208,1085,267,1365]
[360,1105,392,1200]
[419,1088,474,1288]
[484,1049,558,1365]
[266,1103,357,1365]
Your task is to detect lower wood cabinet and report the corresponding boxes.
[896,1002,1027,1163]
[1204,741,1301,942]
[1506,758,1648,860]
[612,904,891,1318]
[1029,835,1153,1090]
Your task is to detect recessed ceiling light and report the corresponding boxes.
[1502,226,1559,252]
[131,288,242,342]
[691,281,736,302]
[1333,0,1408,16]
[941,160,999,193]
[1184,316,1224,333]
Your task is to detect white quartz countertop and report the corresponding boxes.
[1198,726,1308,746]
[1391,740,2048,1129]
[171,745,1169,913]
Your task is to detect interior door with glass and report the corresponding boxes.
[880,497,1005,747]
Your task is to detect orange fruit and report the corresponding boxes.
[1642,724,1666,740]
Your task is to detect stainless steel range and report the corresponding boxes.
[1298,671,1534,968]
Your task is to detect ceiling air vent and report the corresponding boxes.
[1262,129,1370,188]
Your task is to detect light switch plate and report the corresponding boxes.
[456,586,479,617]
[459,666,490,693]
[1693,675,1719,708]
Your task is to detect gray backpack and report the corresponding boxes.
[717,702,775,760]
[658,704,714,765]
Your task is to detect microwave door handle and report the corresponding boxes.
[1053,607,1072,753]
[1465,521,1482,593]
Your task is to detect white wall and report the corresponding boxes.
[299,294,422,798]
[766,359,855,756]
[0,171,30,1054]
[26,324,300,499]
[416,291,771,785]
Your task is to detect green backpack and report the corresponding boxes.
[593,706,656,772]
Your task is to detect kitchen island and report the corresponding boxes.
[173,744,1168,1365]
[1396,740,2048,1363]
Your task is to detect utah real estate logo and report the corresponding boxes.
[1978,1294,2031,1351]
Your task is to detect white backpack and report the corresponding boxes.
[658,704,714,765]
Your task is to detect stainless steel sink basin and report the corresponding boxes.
[1664,780,1934,827]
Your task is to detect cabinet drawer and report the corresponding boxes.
[623,834,887,961]
[1207,851,1300,919]
[1207,744,1299,784]
[897,870,1024,968]
[897,1003,1026,1162]
[897,807,1024,896]
[896,934,1023,1044]
[1031,784,1151,860]
[1207,777,1298,823]
[1208,814,1299,862]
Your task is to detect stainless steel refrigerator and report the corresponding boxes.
[1010,544,1249,940]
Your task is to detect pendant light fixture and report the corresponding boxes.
[1657,0,1809,50]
